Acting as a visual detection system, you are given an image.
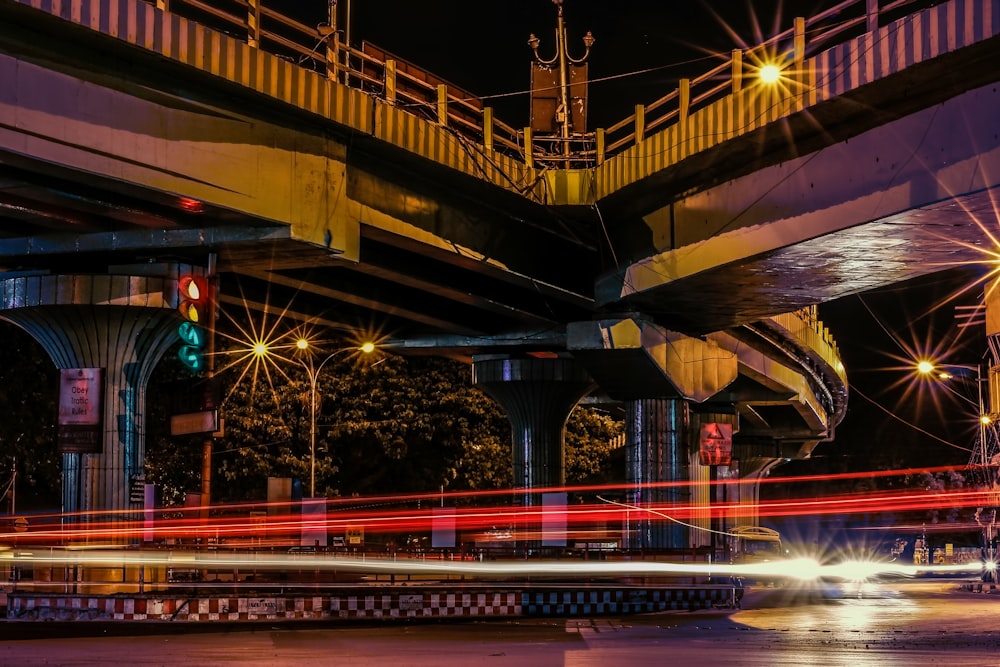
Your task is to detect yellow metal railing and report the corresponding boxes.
[148,0,926,168]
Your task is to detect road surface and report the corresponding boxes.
[2,579,999,666]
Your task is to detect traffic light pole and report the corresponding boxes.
[200,254,217,521]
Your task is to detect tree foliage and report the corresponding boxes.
[0,316,624,509]
[145,341,624,504]
[0,322,60,510]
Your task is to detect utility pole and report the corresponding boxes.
[201,253,218,522]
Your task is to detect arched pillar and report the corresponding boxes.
[472,354,595,508]
[625,397,689,550]
[0,271,194,535]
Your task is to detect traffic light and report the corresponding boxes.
[177,274,210,373]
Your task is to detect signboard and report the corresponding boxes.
[130,475,146,504]
[57,368,103,453]
[246,598,277,615]
[169,409,219,436]
[398,594,423,611]
[346,526,364,546]
[529,62,589,134]
[13,517,27,533]
[699,423,734,466]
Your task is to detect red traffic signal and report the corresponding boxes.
[178,275,209,322]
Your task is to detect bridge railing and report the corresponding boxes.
[600,0,926,158]
[150,0,929,168]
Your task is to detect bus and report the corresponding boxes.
[731,526,784,564]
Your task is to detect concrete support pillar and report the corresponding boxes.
[625,397,689,550]
[472,354,595,507]
[0,271,191,536]
[690,410,739,554]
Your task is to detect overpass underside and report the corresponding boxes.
[2,0,993,552]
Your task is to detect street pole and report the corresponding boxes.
[528,0,594,159]
[296,340,374,498]
[310,369,318,498]
[201,253,217,522]
[301,350,344,499]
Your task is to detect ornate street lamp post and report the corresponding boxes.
[528,0,594,158]
[295,339,375,498]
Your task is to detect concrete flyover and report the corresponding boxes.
[1,0,992,554]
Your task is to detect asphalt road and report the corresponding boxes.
[2,579,999,666]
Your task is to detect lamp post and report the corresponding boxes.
[528,0,594,158]
[918,359,999,578]
[917,360,992,471]
[295,339,375,498]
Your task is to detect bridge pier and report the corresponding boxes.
[624,398,689,550]
[472,354,595,550]
[690,410,740,553]
[0,270,190,539]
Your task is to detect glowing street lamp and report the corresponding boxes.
[295,338,375,498]
[758,63,782,84]
[917,357,1000,580]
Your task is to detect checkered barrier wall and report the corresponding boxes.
[6,586,735,621]
[6,591,522,621]
[7,595,330,621]
[330,591,521,619]
[522,587,736,616]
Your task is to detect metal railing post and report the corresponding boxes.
[866,0,879,32]
[437,85,448,126]
[634,104,645,144]
[385,59,397,104]
[524,127,534,168]
[731,50,743,93]
[247,0,261,48]
[483,107,494,151]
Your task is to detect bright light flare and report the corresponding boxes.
[2,549,983,584]
[822,558,912,581]
[758,63,781,83]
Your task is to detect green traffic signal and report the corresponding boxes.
[177,344,205,372]
[177,321,205,347]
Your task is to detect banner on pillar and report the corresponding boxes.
[57,368,104,454]
[699,423,733,466]
[431,507,457,549]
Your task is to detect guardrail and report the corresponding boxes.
[148,0,929,168]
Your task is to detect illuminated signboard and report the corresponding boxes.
[699,422,733,466]
[57,368,104,453]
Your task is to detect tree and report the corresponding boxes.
[0,322,60,511]
[146,341,625,504]
[565,406,623,485]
